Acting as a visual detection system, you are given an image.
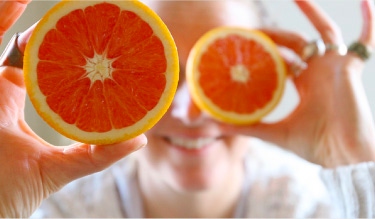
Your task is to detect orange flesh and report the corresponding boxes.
[198,34,277,114]
[36,2,167,132]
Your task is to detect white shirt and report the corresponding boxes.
[32,139,375,218]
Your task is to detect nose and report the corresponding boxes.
[171,82,209,126]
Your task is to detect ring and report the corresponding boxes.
[325,43,347,56]
[0,32,24,69]
[347,41,372,61]
[302,39,326,61]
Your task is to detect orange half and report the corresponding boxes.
[186,27,286,124]
[24,1,179,144]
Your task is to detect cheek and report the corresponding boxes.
[224,136,252,159]
[137,133,166,167]
[144,129,163,152]
[142,120,177,159]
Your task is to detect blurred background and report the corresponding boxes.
[1,0,373,145]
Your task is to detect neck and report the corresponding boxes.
[136,159,245,218]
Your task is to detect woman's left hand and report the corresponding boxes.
[223,0,375,168]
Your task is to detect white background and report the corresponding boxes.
[1,0,374,145]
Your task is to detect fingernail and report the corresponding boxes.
[136,134,148,149]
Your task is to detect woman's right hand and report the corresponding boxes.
[222,0,375,168]
[0,1,147,217]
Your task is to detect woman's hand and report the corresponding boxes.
[223,0,375,168]
[0,1,147,217]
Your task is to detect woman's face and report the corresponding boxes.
[138,1,261,192]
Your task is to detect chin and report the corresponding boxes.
[166,162,227,193]
[140,133,249,193]
[170,176,217,193]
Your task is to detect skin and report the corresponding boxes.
[0,0,374,217]
[136,1,375,217]
[136,1,261,217]
[0,3,146,217]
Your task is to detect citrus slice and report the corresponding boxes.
[186,27,286,125]
[24,1,179,144]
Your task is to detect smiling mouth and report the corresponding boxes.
[164,136,219,150]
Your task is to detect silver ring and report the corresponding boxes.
[0,32,24,69]
[325,43,347,56]
[302,39,326,61]
[347,41,372,61]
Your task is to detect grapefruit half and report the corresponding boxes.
[24,1,179,144]
[186,27,286,125]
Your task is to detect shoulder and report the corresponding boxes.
[242,139,337,217]
[32,155,138,218]
[320,162,375,218]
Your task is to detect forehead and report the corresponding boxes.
[143,0,261,37]
[144,1,261,27]
[144,1,260,25]
[142,0,262,62]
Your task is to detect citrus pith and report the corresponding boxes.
[186,27,286,125]
[24,0,179,144]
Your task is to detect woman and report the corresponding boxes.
[0,0,374,217]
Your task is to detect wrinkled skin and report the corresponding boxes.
[0,0,374,217]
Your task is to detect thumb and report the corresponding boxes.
[0,0,32,44]
[45,134,147,187]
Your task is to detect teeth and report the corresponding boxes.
[169,137,216,149]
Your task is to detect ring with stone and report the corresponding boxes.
[347,41,372,61]
[301,39,326,62]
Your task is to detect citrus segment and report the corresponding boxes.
[24,1,179,144]
[187,27,286,124]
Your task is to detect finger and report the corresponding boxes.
[260,28,308,57]
[0,67,25,125]
[0,65,24,87]
[0,23,36,88]
[294,0,343,44]
[359,0,375,47]
[47,135,147,185]
[0,0,31,45]
[18,22,36,52]
[257,29,308,76]
[278,46,307,77]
